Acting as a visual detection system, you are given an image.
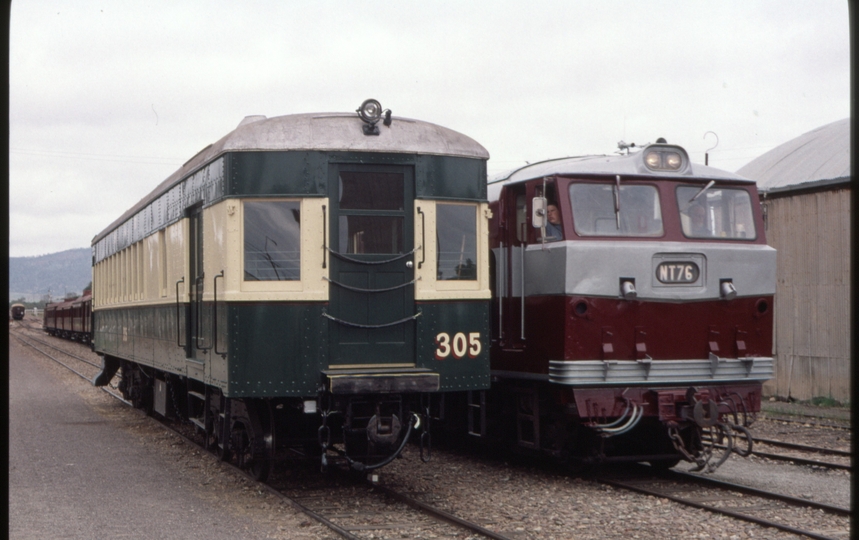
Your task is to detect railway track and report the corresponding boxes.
[599,465,850,540]
[10,323,515,540]
[750,438,851,472]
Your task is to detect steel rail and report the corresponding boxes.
[667,469,850,516]
[762,414,850,430]
[602,475,842,540]
[19,332,101,369]
[10,330,129,406]
[751,450,851,471]
[370,481,517,540]
[754,437,851,457]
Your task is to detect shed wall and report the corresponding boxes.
[763,188,851,401]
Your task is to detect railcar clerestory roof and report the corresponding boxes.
[94,112,489,243]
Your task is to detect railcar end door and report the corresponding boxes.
[327,165,416,367]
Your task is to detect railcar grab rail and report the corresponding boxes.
[175,277,185,348]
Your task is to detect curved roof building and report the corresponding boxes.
[737,118,850,194]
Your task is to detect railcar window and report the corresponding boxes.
[569,183,663,237]
[437,203,477,280]
[677,186,756,240]
[339,172,404,210]
[339,216,403,254]
[243,201,301,281]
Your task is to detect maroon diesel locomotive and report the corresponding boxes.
[454,141,775,472]
[44,291,93,344]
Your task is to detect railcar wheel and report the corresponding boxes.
[231,425,270,481]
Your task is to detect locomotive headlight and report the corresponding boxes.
[644,151,661,169]
[357,98,383,123]
[642,145,689,172]
[664,152,682,170]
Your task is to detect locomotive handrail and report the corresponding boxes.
[213,270,226,357]
[322,308,422,329]
[175,277,185,348]
[417,206,426,268]
[520,223,526,341]
[323,276,418,293]
[327,246,418,265]
[195,274,211,352]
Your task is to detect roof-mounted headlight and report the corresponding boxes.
[642,144,688,172]
[357,99,382,123]
[356,98,392,135]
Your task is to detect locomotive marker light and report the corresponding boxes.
[620,279,637,300]
[357,98,392,135]
[720,279,738,300]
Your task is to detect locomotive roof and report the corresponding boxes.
[488,147,751,187]
[94,112,488,243]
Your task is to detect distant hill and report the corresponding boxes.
[9,248,92,303]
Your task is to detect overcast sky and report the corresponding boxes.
[9,0,850,258]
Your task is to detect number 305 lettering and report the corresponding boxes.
[435,332,481,359]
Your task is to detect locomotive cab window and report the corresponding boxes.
[569,183,663,237]
[243,200,301,281]
[436,203,478,280]
[677,186,756,240]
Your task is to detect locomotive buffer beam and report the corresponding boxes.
[322,367,439,394]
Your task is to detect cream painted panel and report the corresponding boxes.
[414,200,491,301]
[144,234,162,303]
[201,201,228,302]
[169,219,189,303]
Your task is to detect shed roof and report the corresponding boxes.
[736,118,850,194]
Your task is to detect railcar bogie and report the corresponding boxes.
[90,100,492,476]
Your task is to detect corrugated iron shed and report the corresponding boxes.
[736,118,851,402]
[737,118,850,193]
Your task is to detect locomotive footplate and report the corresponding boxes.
[323,367,440,394]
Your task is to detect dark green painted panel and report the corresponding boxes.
[94,306,199,381]
[228,303,327,397]
[93,300,490,397]
[228,151,328,196]
[416,155,487,201]
[415,301,491,391]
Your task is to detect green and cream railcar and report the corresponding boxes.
[92,101,491,478]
